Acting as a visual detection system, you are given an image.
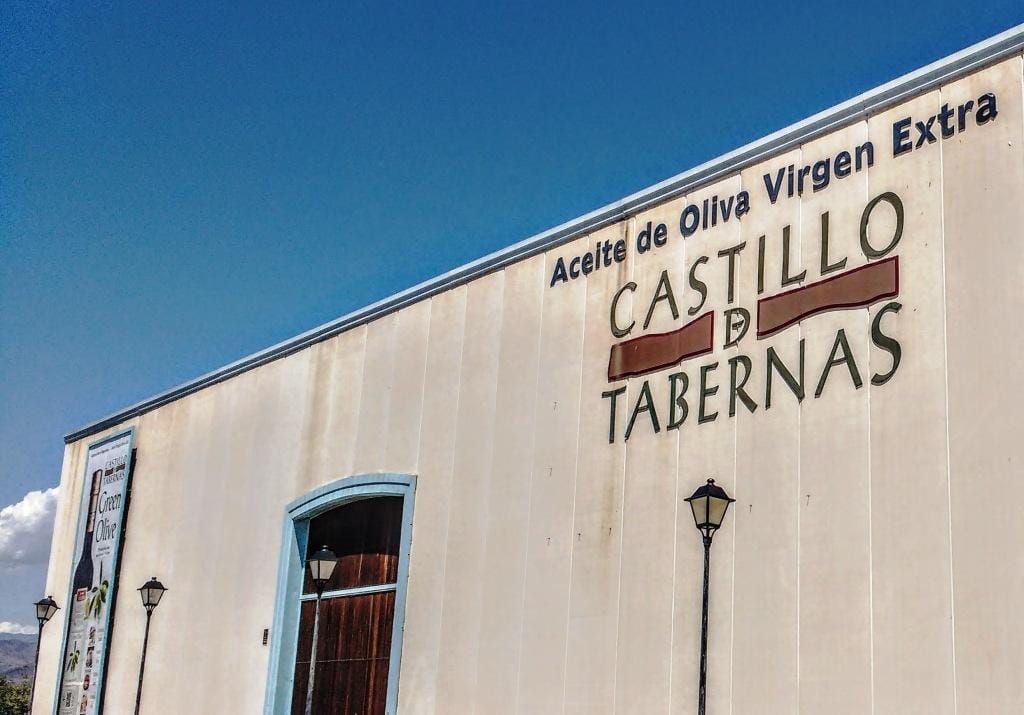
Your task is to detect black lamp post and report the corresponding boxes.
[304,546,338,715]
[684,479,735,715]
[133,577,167,715]
[27,596,59,713]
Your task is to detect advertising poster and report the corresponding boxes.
[56,429,135,715]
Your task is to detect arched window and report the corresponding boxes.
[265,475,415,715]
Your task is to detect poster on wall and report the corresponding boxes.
[55,429,135,715]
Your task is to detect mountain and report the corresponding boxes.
[0,634,36,681]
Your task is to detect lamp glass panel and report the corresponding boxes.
[707,495,731,527]
[312,561,325,583]
[309,556,337,583]
[318,557,337,582]
[689,495,709,528]
[141,585,165,608]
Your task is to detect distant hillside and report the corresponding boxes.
[0,634,35,681]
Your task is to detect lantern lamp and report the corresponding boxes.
[684,478,735,715]
[138,577,167,613]
[685,478,736,542]
[28,596,60,712]
[306,545,339,596]
[34,595,59,625]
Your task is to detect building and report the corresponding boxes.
[34,25,1024,715]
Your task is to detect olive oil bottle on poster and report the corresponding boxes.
[56,430,134,715]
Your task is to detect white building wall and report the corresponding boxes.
[34,52,1024,715]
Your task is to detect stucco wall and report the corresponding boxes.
[35,54,1024,714]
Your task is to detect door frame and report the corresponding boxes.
[263,473,416,714]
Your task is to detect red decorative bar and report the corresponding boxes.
[757,256,899,338]
[607,312,714,381]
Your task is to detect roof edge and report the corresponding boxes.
[66,23,1024,443]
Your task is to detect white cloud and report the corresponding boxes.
[0,621,36,634]
[0,487,59,568]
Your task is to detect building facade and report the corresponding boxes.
[35,26,1024,714]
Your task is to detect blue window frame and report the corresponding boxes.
[263,474,416,714]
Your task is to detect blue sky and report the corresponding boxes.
[3,1,1023,628]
